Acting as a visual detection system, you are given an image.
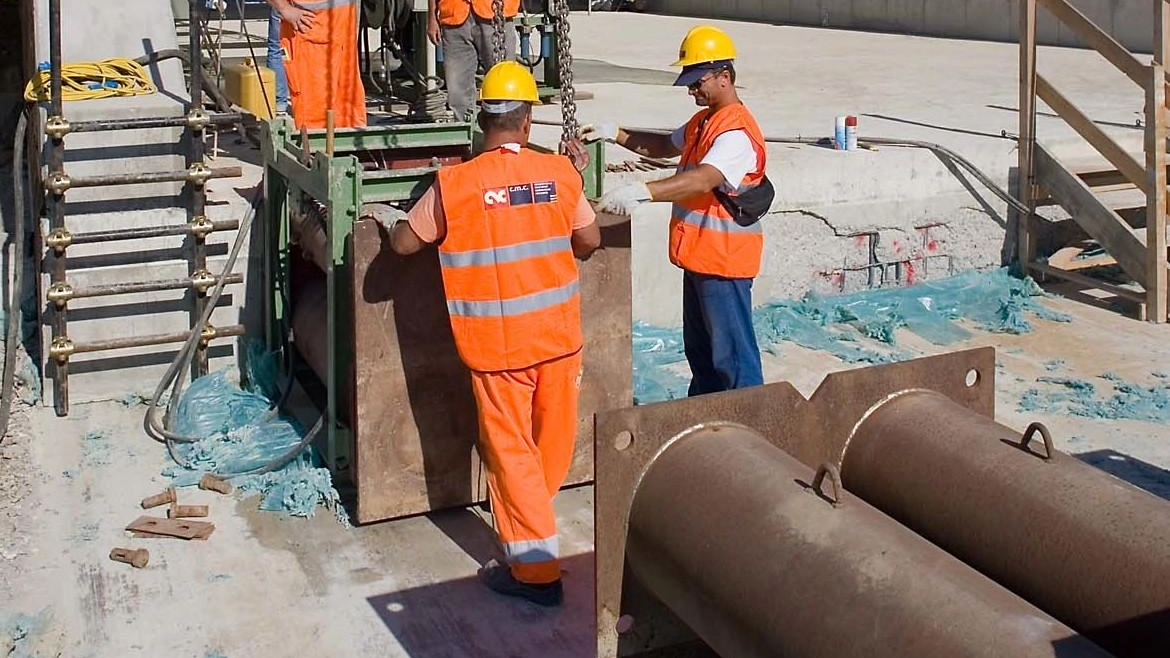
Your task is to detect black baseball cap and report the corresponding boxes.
[673,60,734,87]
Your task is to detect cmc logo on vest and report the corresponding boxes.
[482,187,511,209]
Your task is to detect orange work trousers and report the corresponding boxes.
[280,0,367,129]
[470,349,583,585]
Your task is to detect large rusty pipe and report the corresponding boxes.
[290,277,352,416]
[625,424,1110,658]
[841,390,1170,658]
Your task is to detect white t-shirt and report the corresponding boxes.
[671,125,758,192]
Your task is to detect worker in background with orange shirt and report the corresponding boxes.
[388,62,600,607]
[267,0,367,128]
[426,0,520,121]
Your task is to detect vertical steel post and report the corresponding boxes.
[189,0,211,374]
[48,0,69,415]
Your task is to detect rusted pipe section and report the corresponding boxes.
[288,201,330,273]
[626,424,1110,658]
[841,390,1170,658]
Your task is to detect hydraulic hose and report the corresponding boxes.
[0,110,29,443]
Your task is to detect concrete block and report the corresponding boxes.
[924,0,969,39]
[1058,0,1115,49]
[962,0,1013,42]
[886,0,927,34]
[789,0,826,27]
[1035,1,1062,45]
[1111,0,1154,54]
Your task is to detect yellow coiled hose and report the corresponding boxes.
[24,57,157,102]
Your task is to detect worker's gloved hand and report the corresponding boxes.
[581,121,619,143]
[361,203,408,234]
[596,181,652,216]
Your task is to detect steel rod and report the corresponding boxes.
[68,113,243,134]
[48,0,68,416]
[69,220,239,245]
[58,166,242,189]
[71,274,243,299]
[73,325,244,354]
[189,0,209,376]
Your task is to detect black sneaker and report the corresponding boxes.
[477,559,563,607]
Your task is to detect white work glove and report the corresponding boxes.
[581,121,620,143]
[361,203,408,233]
[596,181,652,216]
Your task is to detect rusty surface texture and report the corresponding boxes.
[842,390,1170,658]
[624,422,1110,658]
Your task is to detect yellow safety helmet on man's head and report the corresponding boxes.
[672,25,737,68]
[479,61,542,105]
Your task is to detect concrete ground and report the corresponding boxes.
[2,10,1169,658]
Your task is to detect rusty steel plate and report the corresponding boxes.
[349,211,632,523]
[594,347,995,657]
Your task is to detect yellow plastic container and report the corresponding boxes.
[223,57,277,119]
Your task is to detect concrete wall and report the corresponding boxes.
[642,0,1159,54]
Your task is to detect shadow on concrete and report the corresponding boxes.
[367,552,596,658]
[427,506,502,567]
[1075,448,1170,501]
[573,59,678,86]
[929,149,1008,231]
[985,104,1142,131]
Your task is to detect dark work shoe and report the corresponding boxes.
[478,559,564,607]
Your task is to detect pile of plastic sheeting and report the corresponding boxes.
[633,268,1070,404]
[161,342,347,524]
[1019,373,1170,423]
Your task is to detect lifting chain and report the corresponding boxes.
[491,0,507,66]
[554,0,579,149]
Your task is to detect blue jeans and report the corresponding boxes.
[682,271,764,396]
[267,8,290,111]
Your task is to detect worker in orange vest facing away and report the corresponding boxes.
[389,62,600,606]
[590,25,771,395]
[426,0,520,121]
[267,0,367,129]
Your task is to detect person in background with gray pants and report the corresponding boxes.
[426,0,519,121]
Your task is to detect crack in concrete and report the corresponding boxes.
[774,209,925,237]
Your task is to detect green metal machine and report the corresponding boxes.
[260,117,627,524]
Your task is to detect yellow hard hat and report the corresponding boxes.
[479,61,542,104]
[672,25,736,67]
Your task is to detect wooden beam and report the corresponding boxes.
[1147,59,1169,322]
[1036,74,1148,194]
[1018,0,1039,271]
[1028,262,1147,305]
[1038,0,1147,88]
[1034,143,1149,285]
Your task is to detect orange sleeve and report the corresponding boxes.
[406,184,448,244]
[572,194,596,230]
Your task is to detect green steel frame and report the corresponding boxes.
[260,116,604,480]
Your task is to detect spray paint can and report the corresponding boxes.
[835,116,847,150]
[845,115,858,151]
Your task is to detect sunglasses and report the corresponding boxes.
[687,68,726,91]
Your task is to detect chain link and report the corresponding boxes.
[491,0,507,66]
[554,0,578,149]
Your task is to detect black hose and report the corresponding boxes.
[0,111,28,443]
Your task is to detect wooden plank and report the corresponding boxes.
[1028,262,1146,304]
[1034,143,1149,284]
[1019,0,1039,271]
[1037,75,1148,194]
[1038,0,1147,88]
[1147,60,1169,322]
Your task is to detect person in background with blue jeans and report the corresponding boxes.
[267,5,290,114]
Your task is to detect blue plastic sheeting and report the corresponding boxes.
[162,343,347,523]
[1,608,50,658]
[634,268,1069,404]
[1019,374,1170,423]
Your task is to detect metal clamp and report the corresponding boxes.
[45,228,73,252]
[190,269,217,294]
[199,323,218,346]
[186,108,211,131]
[45,171,71,195]
[187,162,213,186]
[1018,422,1055,461]
[46,281,74,307]
[44,115,71,139]
[189,215,215,239]
[49,336,74,363]
[810,463,844,508]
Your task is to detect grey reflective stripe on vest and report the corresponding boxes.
[671,206,763,234]
[294,0,356,10]
[438,236,572,268]
[447,279,580,317]
[503,536,559,563]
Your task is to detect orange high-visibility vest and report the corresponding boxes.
[436,147,584,372]
[437,0,520,26]
[280,0,367,129]
[669,103,767,279]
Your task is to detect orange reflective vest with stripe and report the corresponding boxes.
[437,0,520,26]
[669,103,767,279]
[436,147,584,372]
[280,0,367,129]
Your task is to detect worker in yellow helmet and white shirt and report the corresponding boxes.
[589,25,772,396]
